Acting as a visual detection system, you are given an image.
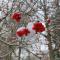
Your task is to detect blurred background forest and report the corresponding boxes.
[0,0,60,60]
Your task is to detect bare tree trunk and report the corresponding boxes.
[47,32,54,60]
[18,42,21,60]
[43,0,55,60]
